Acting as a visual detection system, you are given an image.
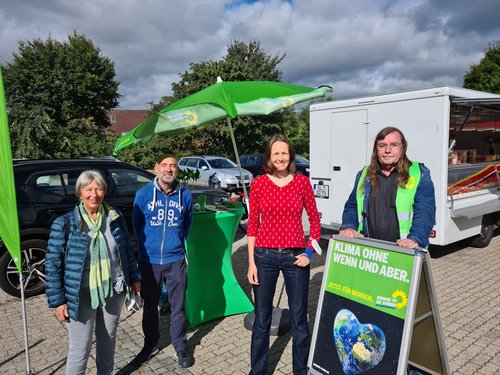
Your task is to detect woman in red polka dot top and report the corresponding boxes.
[247,134,320,375]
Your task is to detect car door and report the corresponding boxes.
[104,166,154,235]
[196,158,211,186]
[20,168,83,231]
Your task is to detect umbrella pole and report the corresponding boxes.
[226,118,250,214]
[19,273,33,374]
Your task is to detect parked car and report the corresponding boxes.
[0,158,232,298]
[239,154,266,177]
[239,154,310,177]
[178,155,253,192]
[295,155,311,177]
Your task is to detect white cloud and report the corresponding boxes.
[1,0,498,108]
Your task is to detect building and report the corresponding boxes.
[108,109,148,135]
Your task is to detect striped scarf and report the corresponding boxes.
[79,202,113,309]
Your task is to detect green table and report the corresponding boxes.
[185,206,254,327]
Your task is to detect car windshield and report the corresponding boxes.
[208,158,237,169]
[295,155,309,163]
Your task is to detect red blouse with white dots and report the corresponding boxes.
[247,173,321,249]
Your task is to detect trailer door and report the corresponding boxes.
[331,110,368,226]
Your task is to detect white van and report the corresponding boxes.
[310,86,500,247]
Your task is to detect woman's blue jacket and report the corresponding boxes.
[45,204,141,320]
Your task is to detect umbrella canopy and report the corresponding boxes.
[114,80,332,154]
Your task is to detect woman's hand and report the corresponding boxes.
[294,254,311,267]
[131,281,141,294]
[55,304,70,323]
[247,263,259,285]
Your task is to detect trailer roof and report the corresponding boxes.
[311,86,500,111]
[451,97,500,132]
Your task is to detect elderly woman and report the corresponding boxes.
[46,170,141,375]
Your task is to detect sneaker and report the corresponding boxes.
[177,349,194,368]
[128,346,159,369]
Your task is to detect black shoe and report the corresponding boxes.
[159,303,170,315]
[128,346,159,369]
[177,350,194,368]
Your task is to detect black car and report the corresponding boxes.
[0,158,231,298]
[239,154,310,177]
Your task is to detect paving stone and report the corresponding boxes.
[1,228,500,374]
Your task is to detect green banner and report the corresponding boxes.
[325,239,414,319]
[0,68,22,273]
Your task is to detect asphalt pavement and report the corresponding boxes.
[1,227,499,374]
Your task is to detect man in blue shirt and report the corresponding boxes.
[128,154,194,370]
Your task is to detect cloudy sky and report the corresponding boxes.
[1,0,498,109]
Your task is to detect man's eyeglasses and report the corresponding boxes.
[377,142,402,150]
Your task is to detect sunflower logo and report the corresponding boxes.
[184,110,198,125]
[392,290,408,309]
[281,97,295,108]
[405,176,416,189]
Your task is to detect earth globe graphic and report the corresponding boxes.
[334,309,386,374]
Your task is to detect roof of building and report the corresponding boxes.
[108,109,148,134]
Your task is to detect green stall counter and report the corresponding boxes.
[185,206,254,327]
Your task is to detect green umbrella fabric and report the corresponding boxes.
[114,80,332,154]
[0,68,22,273]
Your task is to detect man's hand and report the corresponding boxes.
[55,304,70,323]
[396,238,418,249]
[339,228,364,238]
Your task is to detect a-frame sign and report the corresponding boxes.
[309,235,449,375]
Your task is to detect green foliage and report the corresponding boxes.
[3,32,120,158]
[177,167,200,188]
[122,40,296,165]
[463,41,500,94]
[282,95,333,157]
[283,107,310,157]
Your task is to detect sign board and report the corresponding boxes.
[309,236,449,375]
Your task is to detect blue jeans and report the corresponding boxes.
[250,247,310,375]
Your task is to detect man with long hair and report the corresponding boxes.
[339,127,436,248]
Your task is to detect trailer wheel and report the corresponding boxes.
[469,215,495,248]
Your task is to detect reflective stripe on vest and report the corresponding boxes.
[356,162,421,237]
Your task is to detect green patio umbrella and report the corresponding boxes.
[114,78,332,200]
[114,79,332,154]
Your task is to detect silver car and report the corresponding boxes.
[178,155,253,192]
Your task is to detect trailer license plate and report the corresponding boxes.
[314,184,329,199]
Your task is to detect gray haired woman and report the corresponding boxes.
[46,170,141,375]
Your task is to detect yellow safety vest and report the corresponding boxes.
[356,162,421,239]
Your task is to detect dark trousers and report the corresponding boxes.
[139,259,188,354]
[250,248,310,375]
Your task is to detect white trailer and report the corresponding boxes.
[310,86,500,247]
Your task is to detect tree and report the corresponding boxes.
[283,107,310,157]
[3,32,120,158]
[463,41,500,94]
[121,40,290,165]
